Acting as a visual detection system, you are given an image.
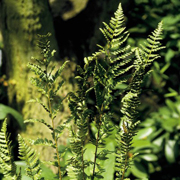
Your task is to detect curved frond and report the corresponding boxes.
[24,119,53,131]
[137,21,165,65]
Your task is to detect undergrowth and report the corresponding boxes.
[0,3,164,180]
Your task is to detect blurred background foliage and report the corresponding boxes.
[0,0,180,179]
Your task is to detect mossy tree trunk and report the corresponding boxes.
[1,0,58,111]
[0,0,76,171]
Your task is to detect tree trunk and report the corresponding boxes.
[0,0,76,172]
[1,0,58,110]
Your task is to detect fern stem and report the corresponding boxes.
[92,115,102,180]
[48,92,62,180]
[92,128,100,180]
[46,65,62,180]
[146,34,157,64]
[121,150,129,180]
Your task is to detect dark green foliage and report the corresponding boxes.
[115,20,164,180]
[67,3,164,180]
[67,4,136,179]
[0,3,165,180]
[130,95,180,179]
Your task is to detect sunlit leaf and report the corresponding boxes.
[165,140,178,163]
[134,127,156,140]
[0,104,25,129]
[139,154,158,161]
[131,160,148,178]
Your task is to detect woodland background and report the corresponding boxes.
[0,0,180,179]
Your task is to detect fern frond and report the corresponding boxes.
[0,119,19,179]
[30,137,55,149]
[18,134,42,180]
[52,61,69,82]
[24,119,53,131]
[27,98,50,113]
[27,33,69,179]
[115,21,164,179]
[27,63,47,82]
[67,102,90,180]
[54,80,64,95]
[97,3,134,93]
[67,71,93,179]
[115,121,139,179]
[54,118,72,140]
[100,3,126,44]
[137,21,165,65]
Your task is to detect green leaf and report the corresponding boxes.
[165,49,175,63]
[40,163,57,179]
[0,104,25,130]
[165,139,178,163]
[131,160,148,178]
[165,99,178,114]
[101,142,115,180]
[160,63,170,74]
[161,117,179,132]
[164,88,178,98]
[139,154,158,161]
[171,0,180,6]
[134,127,156,140]
[152,135,165,149]
[133,139,152,152]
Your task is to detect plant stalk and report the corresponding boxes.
[121,151,129,180]
[92,113,102,180]
[48,93,62,180]
[46,65,62,180]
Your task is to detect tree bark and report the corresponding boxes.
[1,0,58,110]
[0,0,76,172]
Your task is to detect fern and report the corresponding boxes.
[67,3,135,180]
[26,33,69,180]
[67,89,90,179]
[0,3,165,180]
[18,135,42,180]
[115,21,164,180]
[0,119,21,180]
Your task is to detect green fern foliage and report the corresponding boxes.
[18,134,42,180]
[26,33,69,180]
[67,3,135,180]
[99,3,133,86]
[0,3,165,180]
[135,21,165,67]
[115,21,164,180]
[0,119,21,180]
[67,87,91,179]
